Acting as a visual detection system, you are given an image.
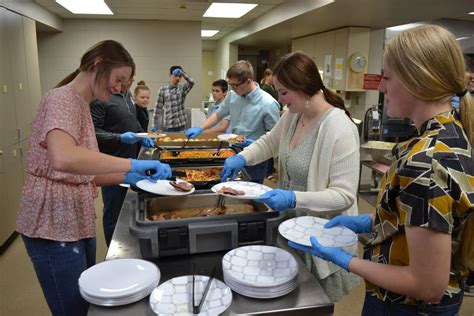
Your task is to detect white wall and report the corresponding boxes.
[37,19,202,109]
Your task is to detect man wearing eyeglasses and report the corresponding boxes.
[152,65,194,132]
[186,60,280,183]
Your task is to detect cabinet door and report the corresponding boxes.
[0,8,18,148]
[314,31,335,77]
[6,10,31,142]
[22,16,41,120]
[0,144,24,245]
[291,35,316,60]
[0,171,11,245]
[332,28,349,91]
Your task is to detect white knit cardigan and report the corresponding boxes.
[240,108,360,278]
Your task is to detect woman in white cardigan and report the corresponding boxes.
[221,51,361,301]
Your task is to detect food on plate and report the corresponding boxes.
[174,168,221,182]
[169,181,194,192]
[161,149,234,159]
[149,203,256,221]
[219,186,245,196]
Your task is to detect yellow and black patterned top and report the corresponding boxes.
[364,110,474,305]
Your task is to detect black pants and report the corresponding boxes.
[101,184,128,246]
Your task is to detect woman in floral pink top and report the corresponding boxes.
[16,40,171,316]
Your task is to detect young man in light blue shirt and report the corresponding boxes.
[186,60,280,183]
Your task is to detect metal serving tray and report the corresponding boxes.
[154,132,229,148]
[129,193,285,258]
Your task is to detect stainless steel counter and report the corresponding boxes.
[88,192,334,315]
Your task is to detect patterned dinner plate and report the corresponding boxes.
[222,245,298,288]
[211,181,272,199]
[278,216,358,247]
[149,275,232,316]
[136,179,195,196]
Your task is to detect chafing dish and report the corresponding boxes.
[129,193,285,258]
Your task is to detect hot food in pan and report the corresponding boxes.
[161,149,234,159]
[175,168,221,182]
[149,203,256,221]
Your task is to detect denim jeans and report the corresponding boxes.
[22,235,96,316]
[361,292,462,316]
[101,184,128,246]
[165,126,185,132]
[245,159,269,184]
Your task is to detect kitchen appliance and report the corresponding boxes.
[381,104,416,141]
[363,104,382,141]
[129,193,285,259]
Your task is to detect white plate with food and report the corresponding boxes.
[211,181,272,199]
[217,133,244,143]
[136,132,165,139]
[278,216,358,248]
[136,179,195,195]
[149,275,232,316]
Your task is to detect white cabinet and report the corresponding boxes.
[0,8,40,245]
[291,35,316,61]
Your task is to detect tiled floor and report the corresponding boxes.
[0,195,473,315]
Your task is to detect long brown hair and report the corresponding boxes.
[56,40,135,88]
[384,25,473,144]
[273,51,351,119]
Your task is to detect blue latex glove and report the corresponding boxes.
[140,138,154,148]
[221,155,246,182]
[120,132,138,144]
[150,127,158,132]
[185,127,204,138]
[325,214,373,233]
[123,172,147,186]
[255,189,295,211]
[235,138,254,148]
[129,159,172,180]
[172,68,182,76]
[288,236,354,271]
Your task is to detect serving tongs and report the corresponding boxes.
[212,141,224,156]
[192,264,216,314]
[172,136,191,157]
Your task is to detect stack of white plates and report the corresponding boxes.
[79,258,160,306]
[222,245,298,299]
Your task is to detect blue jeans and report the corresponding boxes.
[245,160,269,184]
[165,126,185,132]
[22,235,96,316]
[361,292,462,316]
[101,184,128,246]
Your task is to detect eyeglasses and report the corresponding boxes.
[227,79,247,89]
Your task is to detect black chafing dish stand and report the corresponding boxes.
[87,192,334,316]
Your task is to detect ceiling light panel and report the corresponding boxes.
[56,0,113,15]
[201,30,219,37]
[203,3,258,18]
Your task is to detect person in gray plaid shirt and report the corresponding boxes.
[151,65,194,132]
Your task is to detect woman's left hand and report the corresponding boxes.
[256,189,295,211]
[288,236,354,271]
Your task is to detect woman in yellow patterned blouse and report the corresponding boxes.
[290,24,474,315]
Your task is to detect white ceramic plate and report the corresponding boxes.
[136,132,165,139]
[217,133,239,142]
[211,181,272,199]
[223,275,298,299]
[119,183,130,188]
[78,259,160,299]
[222,245,298,287]
[278,216,358,247]
[136,179,195,196]
[149,275,232,316]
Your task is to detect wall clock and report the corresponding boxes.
[348,52,367,73]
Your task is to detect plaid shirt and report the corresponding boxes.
[152,72,194,130]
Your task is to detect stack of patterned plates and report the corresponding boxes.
[79,259,160,306]
[222,245,298,299]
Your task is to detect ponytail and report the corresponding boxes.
[459,94,474,145]
[56,69,80,88]
[322,87,352,120]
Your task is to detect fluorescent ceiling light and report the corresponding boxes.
[456,36,470,41]
[201,30,219,37]
[387,23,424,31]
[469,11,474,15]
[56,0,113,15]
[203,3,257,18]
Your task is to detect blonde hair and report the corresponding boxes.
[134,80,149,96]
[260,68,273,85]
[384,24,473,144]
